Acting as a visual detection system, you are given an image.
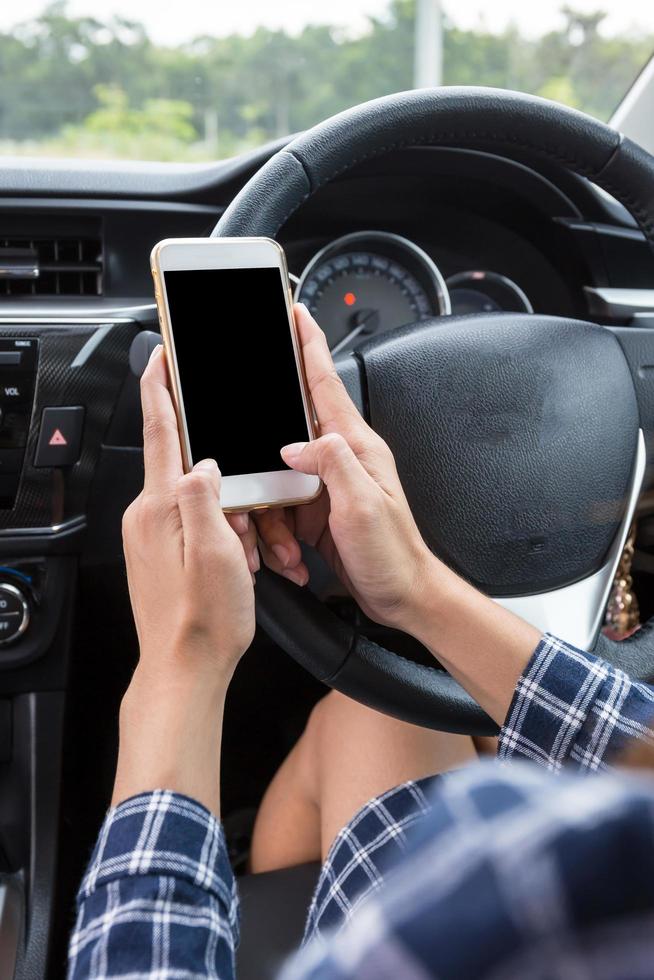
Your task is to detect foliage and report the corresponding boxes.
[52,85,199,160]
[0,0,651,161]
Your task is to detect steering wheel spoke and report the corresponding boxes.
[497,430,646,650]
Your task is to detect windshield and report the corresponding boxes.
[0,1,652,162]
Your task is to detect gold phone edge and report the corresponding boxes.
[150,238,322,512]
[151,241,194,476]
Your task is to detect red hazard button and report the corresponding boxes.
[49,428,68,447]
[34,407,85,468]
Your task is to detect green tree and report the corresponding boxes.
[57,85,198,160]
[0,0,652,160]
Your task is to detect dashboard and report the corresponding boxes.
[0,137,653,979]
[0,143,649,543]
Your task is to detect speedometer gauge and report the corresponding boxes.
[296,231,450,353]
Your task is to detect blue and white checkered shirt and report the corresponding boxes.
[68,634,654,978]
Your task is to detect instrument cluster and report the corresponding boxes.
[294,230,532,352]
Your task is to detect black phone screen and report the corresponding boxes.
[163,266,310,476]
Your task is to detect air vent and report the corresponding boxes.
[0,236,103,297]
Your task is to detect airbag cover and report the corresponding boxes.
[358,314,639,595]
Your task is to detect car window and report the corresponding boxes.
[0,1,652,161]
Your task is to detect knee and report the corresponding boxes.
[294,691,351,800]
[299,690,381,776]
[299,691,334,766]
[302,690,355,752]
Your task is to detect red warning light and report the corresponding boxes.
[344,292,357,306]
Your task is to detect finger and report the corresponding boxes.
[292,490,331,549]
[242,515,260,574]
[226,512,259,572]
[253,508,304,570]
[175,459,228,554]
[226,511,250,536]
[259,538,309,586]
[294,304,366,434]
[281,432,372,498]
[141,345,184,493]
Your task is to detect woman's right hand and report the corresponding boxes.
[254,304,441,632]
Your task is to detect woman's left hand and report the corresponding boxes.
[123,345,257,685]
[114,345,258,814]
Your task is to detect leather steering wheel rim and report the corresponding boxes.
[213,87,654,736]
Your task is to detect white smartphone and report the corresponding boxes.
[150,237,322,511]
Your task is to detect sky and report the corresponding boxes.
[0,0,652,43]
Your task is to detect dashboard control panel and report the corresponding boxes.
[0,338,38,509]
[0,558,74,668]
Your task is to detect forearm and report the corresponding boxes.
[405,556,654,770]
[73,659,237,977]
[112,663,229,816]
[404,555,541,726]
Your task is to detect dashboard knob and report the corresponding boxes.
[0,582,29,645]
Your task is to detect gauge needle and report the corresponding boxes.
[331,309,380,355]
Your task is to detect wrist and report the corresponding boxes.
[395,548,459,638]
[112,663,229,815]
[399,551,541,725]
[123,658,231,710]
[135,638,238,696]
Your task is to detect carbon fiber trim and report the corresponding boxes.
[0,320,137,531]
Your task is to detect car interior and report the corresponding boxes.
[1,78,654,980]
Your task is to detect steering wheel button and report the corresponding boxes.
[34,406,85,468]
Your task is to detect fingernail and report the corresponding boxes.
[272,543,290,568]
[281,442,308,461]
[282,567,308,587]
[148,343,163,363]
[251,548,260,573]
[295,303,310,316]
[194,458,219,473]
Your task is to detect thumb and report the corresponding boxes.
[281,433,370,496]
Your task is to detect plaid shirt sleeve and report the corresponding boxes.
[67,789,238,979]
[283,763,654,980]
[498,632,654,771]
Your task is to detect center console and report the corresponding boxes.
[0,308,155,979]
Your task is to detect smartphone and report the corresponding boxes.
[150,237,321,511]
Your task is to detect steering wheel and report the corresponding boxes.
[212,87,654,737]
